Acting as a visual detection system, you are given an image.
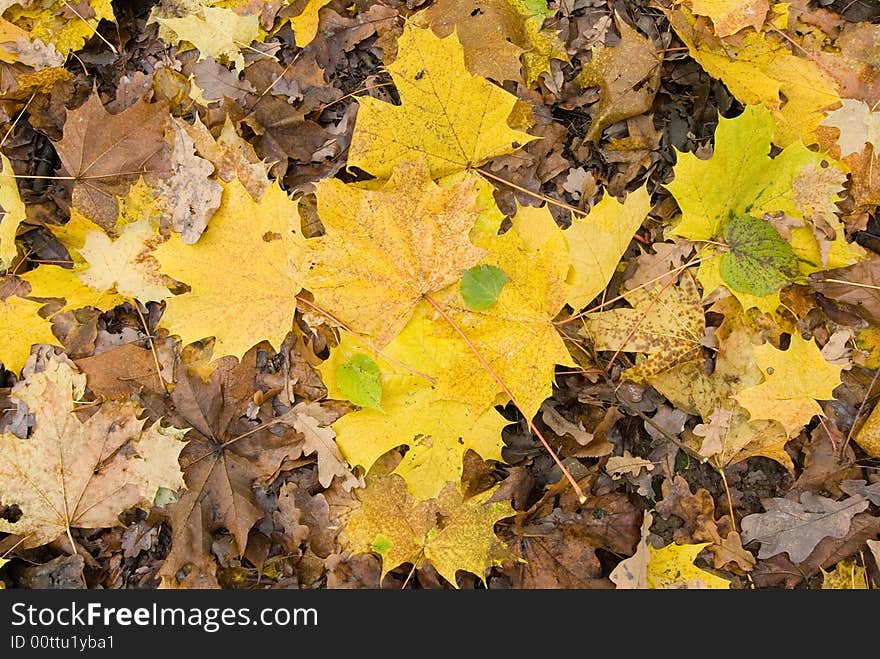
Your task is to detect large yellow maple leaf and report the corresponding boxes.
[304,159,485,347]
[154,177,305,359]
[734,334,844,437]
[347,22,534,180]
[319,332,509,501]
[0,295,57,375]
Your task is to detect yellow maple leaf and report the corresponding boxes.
[319,332,509,501]
[6,0,115,56]
[395,206,574,420]
[343,472,516,586]
[647,541,731,589]
[154,6,261,70]
[0,295,57,374]
[734,334,844,437]
[347,22,534,180]
[0,153,26,271]
[304,159,485,347]
[0,356,186,548]
[154,177,305,359]
[50,208,169,304]
[667,6,839,146]
[583,272,706,382]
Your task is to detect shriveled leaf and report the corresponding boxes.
[741,491,870,563]
[156,121,222,243]
[0,356,186,548]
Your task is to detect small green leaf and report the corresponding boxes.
[460,265,509,310]
[336,353,383,410]
[720,215,799,297]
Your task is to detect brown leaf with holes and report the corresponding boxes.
[53,92,171,229]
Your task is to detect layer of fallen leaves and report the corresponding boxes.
[0,0,879,591]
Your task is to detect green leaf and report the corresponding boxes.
[720,215,799,296]
[335,353,383,410]
[460,265,509,310]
